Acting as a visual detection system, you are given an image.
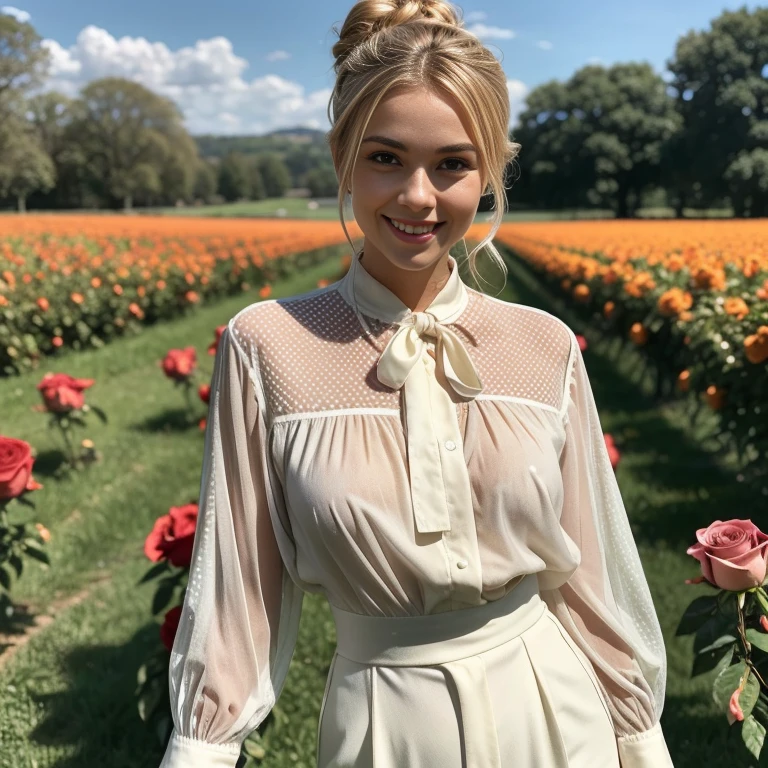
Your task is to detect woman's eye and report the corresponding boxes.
[369,152,398,166]
[367,153,470,172]
[442,158,470,172]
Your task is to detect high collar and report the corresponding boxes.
[338,250,469,326]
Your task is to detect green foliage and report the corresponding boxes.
[219,151,252,202]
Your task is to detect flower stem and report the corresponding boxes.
[736,592,768,690]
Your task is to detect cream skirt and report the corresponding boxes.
[316,573,620,768]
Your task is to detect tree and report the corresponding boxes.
[304,166,339,197]
[193,159,218,203]
[513,63,682,218]
[72,77,198,209]
[25,90,89,209]
[0,124,55,211]
[255,152,291,198]
[0,14,50,125]
[666,7,768,217]
[218,152,250,201]
[247,158,266,201]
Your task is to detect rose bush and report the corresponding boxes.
[33,372,106,470]
[677,518,768,760]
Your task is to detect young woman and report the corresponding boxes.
[158,2,674,766]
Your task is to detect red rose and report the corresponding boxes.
[198,383,211,404]
[162,347,197,381]
[144,503,199,567]
[604,433,620,470]
[36,372,95,413]
[208,325,227,356]
[160,605,183,651]
[0,436,43,500]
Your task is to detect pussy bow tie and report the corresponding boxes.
[375,311,483,534]
[376,311,483,398]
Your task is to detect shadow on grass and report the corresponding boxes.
[29,447,70,478]
[131,407,205,434]
[26,622,168,767]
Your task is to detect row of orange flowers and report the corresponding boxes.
[0,217,359,374]
[495,220,768,413]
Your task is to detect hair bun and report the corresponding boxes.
[332,0,462,72]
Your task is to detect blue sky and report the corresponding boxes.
[2,1,760,135]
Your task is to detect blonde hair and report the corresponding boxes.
[326,0,521,289]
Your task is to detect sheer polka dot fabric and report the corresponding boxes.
[229,283,572,420]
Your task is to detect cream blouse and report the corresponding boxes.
[158,251,672,768]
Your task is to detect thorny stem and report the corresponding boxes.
[737,593,768,690]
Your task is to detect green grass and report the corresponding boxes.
[0,245,763,766]
[137,197,735,222]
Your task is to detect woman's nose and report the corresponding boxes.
[398,169,437,207]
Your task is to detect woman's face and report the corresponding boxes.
[348,85,484,275]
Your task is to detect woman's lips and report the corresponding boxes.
[382,215,445,243]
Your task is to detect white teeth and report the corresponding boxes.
[389,218,437,235]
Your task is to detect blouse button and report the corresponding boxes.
[456,559,468,569]
[445,440,456,451]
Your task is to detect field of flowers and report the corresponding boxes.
[0,215,367,375]
[2,215,768,765]
[496,219,768,492]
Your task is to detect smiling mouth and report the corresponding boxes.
[383,216,445,232]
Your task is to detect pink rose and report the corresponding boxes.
[727,687,745,725]
[687,519,768,591]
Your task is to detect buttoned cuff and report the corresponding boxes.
[617,721,674,767]
[159,731,241,768]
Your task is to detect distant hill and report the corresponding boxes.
[193,128,335,192]
[194,128,328,159]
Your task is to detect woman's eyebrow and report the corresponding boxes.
[361,135,477,154]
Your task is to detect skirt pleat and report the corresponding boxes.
[316,574,620,768]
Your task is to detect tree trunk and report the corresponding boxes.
[17,195,26,213]
[123,194,133,211]
[674,189,687,218]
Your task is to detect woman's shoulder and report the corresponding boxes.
[228,281,343,356]
[469,288,574,363]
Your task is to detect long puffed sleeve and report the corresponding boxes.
[159,320,304,767]
[540,331,674,768]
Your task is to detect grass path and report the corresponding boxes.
[0,247,760,766]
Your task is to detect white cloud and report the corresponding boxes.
[536,40,553,51]
[39,25,329,135]
[265,50,291,62]
[467,23,516,41]
[464,11,487,23]
[1,5,30,22]
[507,79,529,130]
